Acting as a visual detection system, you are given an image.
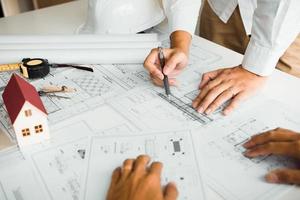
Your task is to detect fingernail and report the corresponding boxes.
[198,107,204,113]
[223,110,229,116]
[164,67,170,75]
[192,102,196,108]
[205,108,212,115]
[266,173,279,183]
[244,150,253,157]
[243,141,252,148]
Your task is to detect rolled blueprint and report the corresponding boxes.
[0,34,160,64]
[0,48,157,64]
[0,34,158,44]
[0,42,159,50]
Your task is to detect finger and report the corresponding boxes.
[121,159,135,180]
[164,52,186,75]
[133,155,150,172]
[198,69,223,89]
[243,128,300,149]
[192,76,225,111]
[223,92,247,115]
[244,142,298,158]
[167,69,182,78]
[205,88,235,115]
[151,74,178,87]
[149,161,163,176]
[196,83,232,115]
[164,182,179,200]
[266,169,300,184]
[106,167,121,199]
[144,50,164,80]
[111,167,121,184]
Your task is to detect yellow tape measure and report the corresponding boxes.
[0,58,50,79]
[0,63,21,72]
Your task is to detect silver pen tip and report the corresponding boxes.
[167,94,171,100]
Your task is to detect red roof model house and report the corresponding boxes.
[2,74,50,147]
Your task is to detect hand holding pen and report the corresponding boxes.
[158,47,171,98]
[143,32,190,88]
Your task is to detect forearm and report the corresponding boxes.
[242,0,300,76]
[170,31,192,56]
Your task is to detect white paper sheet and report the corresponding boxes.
[0,35,299,200]
[194,100,300,200]
[81,131,206,200]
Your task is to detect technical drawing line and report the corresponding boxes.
[157,93,213,125]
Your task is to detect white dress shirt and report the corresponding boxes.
[162,0,300,76]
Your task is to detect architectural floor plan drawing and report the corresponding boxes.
[0,36,225,141]
[29,137,88,200]
[81,130,206,200]
[0,149,50,200]
[194,100,300,200]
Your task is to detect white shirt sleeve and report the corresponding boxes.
[162,0,202,36]
[242,0,300,76]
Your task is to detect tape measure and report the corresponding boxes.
[0,58,50,79]
[20,58,50,79]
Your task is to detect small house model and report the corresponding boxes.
[2,74,50,147]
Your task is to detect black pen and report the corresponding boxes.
[158,47,171,99]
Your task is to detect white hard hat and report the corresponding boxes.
[78,0,166,34]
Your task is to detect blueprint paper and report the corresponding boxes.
[194,100,300,200]
[0,102,140,200]
[81,131,206,200]
[0,149,50,200]
[0,35,299,200]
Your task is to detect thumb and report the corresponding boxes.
[164,53,186,75]
[164,182,179,200]
[266,168,300,184]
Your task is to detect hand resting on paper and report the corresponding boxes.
[244,128,300,184]
[106,155,178,200]
[192,66,267,115]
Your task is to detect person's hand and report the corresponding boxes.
[243,128,300,184]
[144,30,191,87]
[192,66,267,115]
[144,47,188,86]
[106,155,178,200]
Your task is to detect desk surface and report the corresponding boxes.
[0,1,299,200]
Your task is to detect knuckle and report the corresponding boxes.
[223,69,232,75]
[147,173,160,183]
[153,161,163,168]
[210,102,219,109]
[150,48,157,54]
[266,131,275,139]
[206,82,214,90]
[295,141,300,149]
[265,142,275,150]
[137,154,148,160]
[123,159,133,166]
[280,171,292,182]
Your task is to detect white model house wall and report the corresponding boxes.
[12,101,49,147]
